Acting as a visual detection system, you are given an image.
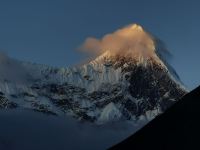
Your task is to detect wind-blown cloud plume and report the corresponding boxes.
[80,24,156,58]
[80,24,172,62]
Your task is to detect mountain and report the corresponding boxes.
[0,24,187,124]
[109,86,200,150]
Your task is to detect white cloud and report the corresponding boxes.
[80,24,156,58]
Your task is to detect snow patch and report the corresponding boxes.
[98,102,122,123]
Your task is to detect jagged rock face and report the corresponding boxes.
[88,54,187,120]
[0,52,187,124]
[128,63,185,115]
[0,92,17,109]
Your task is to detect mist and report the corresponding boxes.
[0,109,146,150]
[0,52,29,83]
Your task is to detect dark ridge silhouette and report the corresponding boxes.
[109,86,200,150]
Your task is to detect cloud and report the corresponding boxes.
[0,52,13,65]
[80,24,172,63]
[0,52,29,83]
[80,24,156,58]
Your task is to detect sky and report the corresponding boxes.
[0,0,199,89]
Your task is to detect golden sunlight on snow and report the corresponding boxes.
[80,24,156,61]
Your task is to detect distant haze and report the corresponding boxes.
[0,109,146,150]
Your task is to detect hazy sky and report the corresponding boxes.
[0,0,199,89]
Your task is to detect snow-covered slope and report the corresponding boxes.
[98,102,122,123]
[0,24,187,124]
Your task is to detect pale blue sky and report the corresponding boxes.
[0,0,199,89]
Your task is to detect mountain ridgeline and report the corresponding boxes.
[0,24,187,124]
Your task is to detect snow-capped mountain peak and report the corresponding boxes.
[87,24,170,70]
[0,24,187,124]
